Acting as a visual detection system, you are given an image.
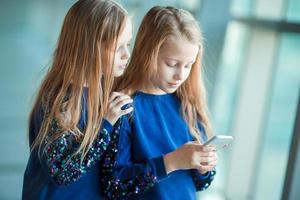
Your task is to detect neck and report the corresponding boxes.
[139,84,166,95]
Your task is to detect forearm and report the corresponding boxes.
[101,124,168,199]
[42,118,112,185]
[101,155,167,200]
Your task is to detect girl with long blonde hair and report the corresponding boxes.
[100,6,217,200]
[22,0,133,199]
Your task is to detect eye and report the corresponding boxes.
[116,43,127,52]
[116,45,121,52]
[185,64,192,69]
[166,62,177,67]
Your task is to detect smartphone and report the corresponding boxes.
[203,135,233,150]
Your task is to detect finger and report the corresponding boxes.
[194,144,215,152]
[194,151,215,160]
[200,152,217,160]
[204,158,218,169]
[191,140,201,145]
[202,145,216,152]
[200,162,209,166]
[208,156,218,163]
[206,156,217,164]
[111,95,132,107]
[207,163,217,171]
[109,92,123,102]
[197,164,209,174]
[199,156,216,163]
[185,141,197,146]
[198,169,208,175]
[208,161,217,168]
[120,107,134,116]
[208,145,217,152]
[110,93,132,103]
[194,144,205,152]
[120,103,133,111]
[115,98,133,110]
[202,151,217,157]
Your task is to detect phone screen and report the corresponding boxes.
[203,135,233,150]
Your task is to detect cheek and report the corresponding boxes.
[183,69,192,80]
[161,68,174,80]
[113,52,121,63]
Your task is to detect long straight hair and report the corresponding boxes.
[115,6,213,141]
[30,0,128,160]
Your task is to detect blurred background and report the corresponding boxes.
[0,0,299,199]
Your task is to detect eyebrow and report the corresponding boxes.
[124,37,132,44]
[165,56,195,64]
[117,38,132,47]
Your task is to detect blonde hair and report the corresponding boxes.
[115,6,213,141]
[30,0,128,160]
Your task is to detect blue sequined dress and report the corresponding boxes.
[22,88,114,200]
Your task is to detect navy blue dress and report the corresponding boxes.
[100,91,216,200]
[23,88,114,200]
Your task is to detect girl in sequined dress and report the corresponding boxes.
[22,0,133,199]
[100,6,217,200]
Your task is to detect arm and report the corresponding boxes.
[39,115,113,186]
[100,116,168,200]
[36,91,132,186]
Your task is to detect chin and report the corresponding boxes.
[113,70,124,77]
[163,88,177,94]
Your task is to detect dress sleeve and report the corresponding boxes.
[33,103,114,186]
[100,116,168,200]
[191,169,216,191]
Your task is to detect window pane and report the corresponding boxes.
[287,0,300,22]
[253,33,300,200]
[231,0,254,17]
[254,0,285,20]
[198,21,250,200]
[177,0,201,10]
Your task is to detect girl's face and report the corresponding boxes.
[151,36,199,94]
[113,18,132,77]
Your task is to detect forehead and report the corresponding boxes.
[118,18,132,43]
[159,36,199,62]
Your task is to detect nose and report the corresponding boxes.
[174,67,184,81]
[121,46,130,60]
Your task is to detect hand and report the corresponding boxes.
[163,141,217,174]
[197,145,217,175]
[104,92,133,125]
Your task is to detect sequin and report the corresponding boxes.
[100,113,215,199]
[43,118,111,185]
[192,169,216,191]
[100,119,157,200]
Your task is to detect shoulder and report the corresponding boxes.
[131,92,145,102]
[28,102,45,145]
[119,113,133,131]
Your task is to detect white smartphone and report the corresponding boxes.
[203,135,233,150]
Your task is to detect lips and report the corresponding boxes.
[119,64,127,69]
[168,82,180,87]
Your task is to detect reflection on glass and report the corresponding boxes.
[177,0,201,11]
[287,0,300,22]
[198,21,249,200]
[230,0,254,17]
[253,33,300,200]
[253,0,285,20]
